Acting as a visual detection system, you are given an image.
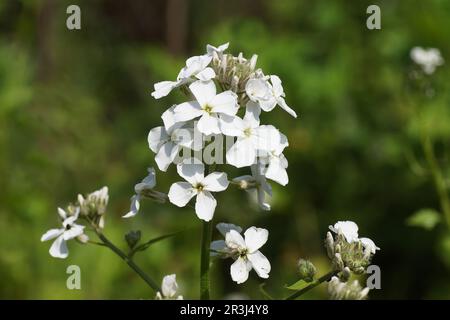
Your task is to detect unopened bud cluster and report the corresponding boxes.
[328,276,370,300]
[77,186,109,229]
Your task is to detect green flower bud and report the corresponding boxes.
[125,230,141,249]
[297,259,317,283]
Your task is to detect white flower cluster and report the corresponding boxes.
[328,221,380,256]
[410,47,444,75]
[128,42,296,221]
[41,187,109,258]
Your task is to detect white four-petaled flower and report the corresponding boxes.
[168,160,229,221]
[41,207,85,259]
[173,80,238,135]
[211,224,271,284]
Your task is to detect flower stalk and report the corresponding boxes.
[200,219,213,299]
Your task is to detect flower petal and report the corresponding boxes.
[230,257,251,284]
[202,172,229,192]
[151,80,180,99]
[168,182,196,207]
[226,138,256,168]
[195,191,216,221]
[252,125,282,152]
[177,162,205,185]
[244,101,261,128]
[265,157,289,186]
[123,194,140,218]
[247,250,271,279]
[196,67,216,81]
[173,101,203,123]
[244,227,268,253]
[63,225,85,241]
[210,240,227,256]
[155,142,179,172]
[278,97,297,118]
[210,91,238,116]
[49,235,68,259]
[197,113,221,135]
[148,126,170,153]
[225,229,246,250]
[189,80,216,106]
[216,223,243,237]
[41,228,64,242]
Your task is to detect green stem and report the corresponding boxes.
[422,136,450,228]
[95,231,161,293]
[285,270,337,300]
[200,220,213,299]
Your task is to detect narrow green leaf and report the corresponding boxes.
[285,279,309,291]
[406,208,441,230]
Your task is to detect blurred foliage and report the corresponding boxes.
[1,0,450,299]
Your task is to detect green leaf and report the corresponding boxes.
[406,208,441,230]
[285,279,309,291]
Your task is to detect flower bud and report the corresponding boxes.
[125,230,141,249]
[325,232,335,259]
[297,259,316,282]
[339,267,351,282]
[332,253,344,271]
[77,234,90,244]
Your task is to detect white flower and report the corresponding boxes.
[258,131,289,186]
[148,120,201,171]
[41,207,85,259]
[211,225,271,284]
[410,47,444,74]
[173,80,238,135]
[168,160,229,221]
[329,221,359,243]
[233,164,272,211]
[207,42,229,57]
[151,54,214,99]
[222,102,283,168]
[155,274,183,300]
[123,168,157,218]
[360,237,380,255]
[245,76,297,118]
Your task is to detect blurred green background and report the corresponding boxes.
[1,0,450,299]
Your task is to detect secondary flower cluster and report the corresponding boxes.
[324,221,379,300]
[41,187,109,258]
[142,42,297,221]
[326,221,380,274]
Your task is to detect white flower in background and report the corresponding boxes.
[207,42,229,57]
[232,164,272,211]
[151,54,214,99]
[173,80,238,135]
[410,47,444,75]
[211,225,271,284]
[329,221,359,243]
[41,207,85,259]
[155,274,183,300]
[123,168,157,218]
[168,160,229,221]
[222,102,283,168]
[360,237,380,255]
[148,121,201,172]
[246,76,297,118]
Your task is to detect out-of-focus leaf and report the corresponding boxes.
[406,208,441,230]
